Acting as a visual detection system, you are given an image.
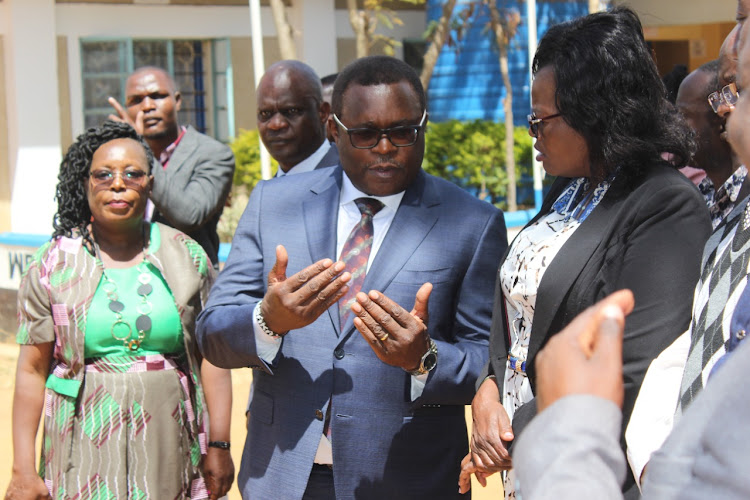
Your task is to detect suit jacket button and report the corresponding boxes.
[334,348,345,360]
[315,409,324,420]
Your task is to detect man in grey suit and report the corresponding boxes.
[108,66,235,267]
[256,60,339,176]
[197,56,507,499]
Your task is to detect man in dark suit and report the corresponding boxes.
[196,56,507,499]
[257,60,339,176]
[108,66,234,268]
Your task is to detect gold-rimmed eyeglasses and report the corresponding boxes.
[708,83,739,114]
[89,169,149,189]
[527,112,562,138]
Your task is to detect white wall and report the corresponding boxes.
[615,0,736,25]
[4,0,61,234]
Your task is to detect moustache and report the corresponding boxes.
[364,156,403,169]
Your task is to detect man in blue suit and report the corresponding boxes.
[197,56,507,499]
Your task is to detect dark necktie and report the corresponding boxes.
[338,197,384,330]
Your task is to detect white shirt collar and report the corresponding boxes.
[339,171,405,214]
[276,140,331,177]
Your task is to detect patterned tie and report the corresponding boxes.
[676,200,750,417]
[338,197,384,330]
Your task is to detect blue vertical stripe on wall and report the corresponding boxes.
[426,0,588,125]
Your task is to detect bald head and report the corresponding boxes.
[677,64,730,177]
[258,61,323,100]
[256,60,329,172]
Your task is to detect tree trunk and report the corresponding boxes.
[489,4,517,211]
[347,0,371,58]
[419,0,458,91]
[269,0,297,59]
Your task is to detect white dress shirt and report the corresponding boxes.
[625,330,689,486]
[275,140,331,177]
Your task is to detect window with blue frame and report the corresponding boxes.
[80,38,233,142]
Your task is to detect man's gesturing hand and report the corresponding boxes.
[260,245,351,335]
[107,96,145,135]
[351,283,433,371]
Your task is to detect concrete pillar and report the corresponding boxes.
[290,0,339,76]
[4,0,62,234]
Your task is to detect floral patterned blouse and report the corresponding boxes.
[500,177,611,419]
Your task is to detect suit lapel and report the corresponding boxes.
[303,168,343,335]
[162,126,198,178]
[315,142,340,170]
[526,186,619,362]
[339,171,440,337]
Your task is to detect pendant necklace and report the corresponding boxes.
[94,229,153,351]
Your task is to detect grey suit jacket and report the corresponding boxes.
[151,125,235,267]
[197,166,508,499]
[514,336,750,500]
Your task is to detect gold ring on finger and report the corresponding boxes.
[377,332,389,341]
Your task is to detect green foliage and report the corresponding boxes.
[229,128,273,191]
[423,120,533,207]
[218,129,279,243]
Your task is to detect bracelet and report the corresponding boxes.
[208,440,231,450]
[255,299,284,337]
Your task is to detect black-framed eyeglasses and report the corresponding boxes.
[527,112,562,138]
[89,169,149,189]
[708,83,739,114]
[333,110,427,149]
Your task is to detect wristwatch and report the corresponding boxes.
[208,440,231,450]
[408,338,438,376]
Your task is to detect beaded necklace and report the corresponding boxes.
[93,229,153,351]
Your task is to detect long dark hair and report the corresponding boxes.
[533,7,694,189]
[52,120,154,247]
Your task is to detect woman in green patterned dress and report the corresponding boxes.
[6,121,234,499]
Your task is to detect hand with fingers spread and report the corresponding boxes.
[107,96,145,135]
[260,245,351,335]
[351,283,433,371]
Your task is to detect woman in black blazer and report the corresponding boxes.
[460,8,712,499]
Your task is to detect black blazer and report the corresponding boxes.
[484,165,711,494]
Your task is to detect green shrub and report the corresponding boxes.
[218,129,278,242]
[423,120,534,207]
[229,128,275,191]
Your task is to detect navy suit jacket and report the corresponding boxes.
[197,166,507,499]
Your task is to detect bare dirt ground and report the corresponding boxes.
[0,342,501,499]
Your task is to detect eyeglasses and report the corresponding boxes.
[89,169,149,189]
[527,112,562,138]
[708,83,739,114]
[333,110,427,149]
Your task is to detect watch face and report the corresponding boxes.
[423,352,438,371]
